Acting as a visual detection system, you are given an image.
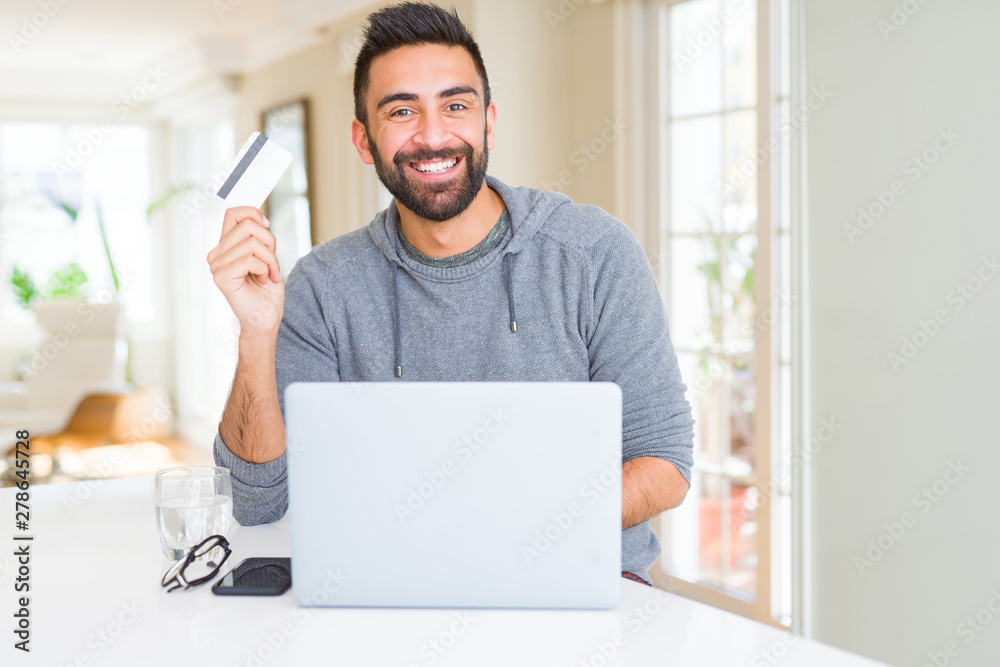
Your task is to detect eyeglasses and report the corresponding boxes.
[161,535,232,592]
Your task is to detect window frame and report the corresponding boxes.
[632,0,806,629]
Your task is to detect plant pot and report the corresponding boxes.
[31,299,122,338]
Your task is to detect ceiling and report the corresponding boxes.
[0,0,372,103]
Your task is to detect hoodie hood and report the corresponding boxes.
[366,175,571,376]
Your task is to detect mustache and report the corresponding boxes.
[393,143,474,167]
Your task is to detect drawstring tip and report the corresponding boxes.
[510,321,517,333]
[395,365,402,377]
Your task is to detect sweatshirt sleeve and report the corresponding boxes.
[213,252,340,526]
[585,222,695,482]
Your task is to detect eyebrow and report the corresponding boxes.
[438,85,479,99]
[375,85,480,112]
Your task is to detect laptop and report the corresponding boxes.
[284,382,622,609]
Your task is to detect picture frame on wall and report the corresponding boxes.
[261,98,314,277]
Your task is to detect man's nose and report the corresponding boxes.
[412,110,449,150]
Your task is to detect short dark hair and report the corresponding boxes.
[353,2,491,127]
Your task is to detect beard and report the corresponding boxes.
[369,127,489,223]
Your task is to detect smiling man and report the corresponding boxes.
[208,2,694,587]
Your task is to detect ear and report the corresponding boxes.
[485,102,497,151]
[351,119,375,165]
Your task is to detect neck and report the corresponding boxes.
[397,180,506,258]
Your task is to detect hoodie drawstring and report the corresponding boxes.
[504,253,517,333]
[392,262,403,377]
[391,253,517,378]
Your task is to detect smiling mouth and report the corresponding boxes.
[409,156,462,175]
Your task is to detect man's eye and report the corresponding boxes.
[391,109,413,117]
[446,103,466,111]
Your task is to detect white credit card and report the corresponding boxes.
[216,132,293,209]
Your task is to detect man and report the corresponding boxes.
[208,2,694,587]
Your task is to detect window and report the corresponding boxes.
[0,122,154,331]
[159,121,242,446]
[644,0,797,627]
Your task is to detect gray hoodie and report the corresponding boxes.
[214,174,695,583]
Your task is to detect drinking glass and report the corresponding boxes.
[155,466,233,560]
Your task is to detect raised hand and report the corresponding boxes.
[207,206,285,339]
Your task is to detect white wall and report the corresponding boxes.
[470,0,574,194]
[805,0,1000,663]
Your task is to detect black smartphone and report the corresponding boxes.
[211,557,291,596]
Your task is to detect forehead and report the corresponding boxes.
[367,43,482,101]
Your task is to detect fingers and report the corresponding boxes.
[208,216,277,266]
[210,236,279,280]
[208,237,282,286]
[213,255,272,291]
[220,206,267,241]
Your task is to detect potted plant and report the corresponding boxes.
[9,201,122,337]
[8,199,127,390]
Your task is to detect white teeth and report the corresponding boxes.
[413,158,458,173]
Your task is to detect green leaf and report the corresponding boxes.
[43,262,88,299]
[56,201,79,221]
[95,202,119,293]
[10,266,38,309]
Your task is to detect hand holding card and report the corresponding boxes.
[207,132,291,338]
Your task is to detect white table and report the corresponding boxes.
[0,477,886,666]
